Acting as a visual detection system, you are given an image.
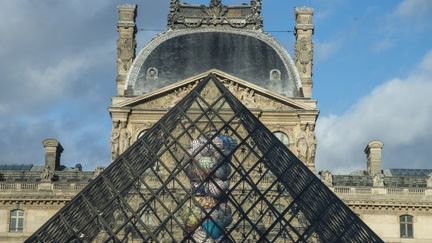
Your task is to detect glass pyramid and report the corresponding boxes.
[26,75,383,243]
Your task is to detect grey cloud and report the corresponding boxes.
[315,50,432,172]
[0,0,172,168]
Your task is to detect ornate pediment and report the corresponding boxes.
[116,70,314,111]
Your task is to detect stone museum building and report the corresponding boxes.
[0,1,431,242]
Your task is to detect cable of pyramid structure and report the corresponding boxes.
[25,73,384,243]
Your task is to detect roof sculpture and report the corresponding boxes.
[167,0,263,30]
[26,75,383,242]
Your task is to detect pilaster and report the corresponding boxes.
[294,7,314,98]
[117,5,137,96]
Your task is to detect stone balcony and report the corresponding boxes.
[331,186,432,206]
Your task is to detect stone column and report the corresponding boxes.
[117,4,137,96]
[42,139,63,171]
[365,140,384,175]
[294,7,314,98]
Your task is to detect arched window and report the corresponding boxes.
[273,131,289,146]
[137,129,148,140]
[9,209,24,232]
[400,215,413,238]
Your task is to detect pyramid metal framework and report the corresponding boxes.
[26,75,383,243]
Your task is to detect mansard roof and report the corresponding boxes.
[125,1,302,97]
[28,74,382,242]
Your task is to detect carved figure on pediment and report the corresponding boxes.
[320,171,333,187]
[239,88,257,107]
[427,173,432,188]
[117,37,134,72]
[119,121,132,154]
[224,80,239,95]
[40,166,55,182]
[111,121,120,160]
[306,123,317,165]
[373,173,384,187]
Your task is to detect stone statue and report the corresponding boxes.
[306,123,317,165]
[247,0,263,29]
[427,173,432,188]
[211,0,222,6]
[295,124,308,162]
[93,166,105,179]
[320,171,333,187]
[373,173,384,187]
[117,37,134,72]
[40,166,55,182]
[111,121,120,160]
[119,121,132,154]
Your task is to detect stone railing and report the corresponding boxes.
[0,182,88,192]
[332,186,432,200]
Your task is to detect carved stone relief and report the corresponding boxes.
[220,79,289,110]
[295,37,312,74]
[135,78,295,111]
[119,121,132,155]
[111,121,120,160]
[40,167,55,182]
[136,81,199,110]
[293,123,316,166]
[167,0,263,30]
[117,37,135,73]
[373,173,384,187]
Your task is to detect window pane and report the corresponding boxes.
[407,224,413,238]
[17,210,24,217]
[10,218,17,230]
[400,224,406,238]
[274,132,289,146]
[11,210,17,217]
[18,218,24,229]
[407,216,413,223]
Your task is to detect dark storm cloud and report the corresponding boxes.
[0,0,169,168]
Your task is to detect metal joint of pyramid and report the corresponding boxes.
[26,74,384,243]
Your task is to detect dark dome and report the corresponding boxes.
[127,30,301,97]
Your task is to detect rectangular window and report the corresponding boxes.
[400,215,413,238]
[9,210,24,232]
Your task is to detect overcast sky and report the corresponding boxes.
[0,0,431,173]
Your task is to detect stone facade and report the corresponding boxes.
[1,1,431,242]
[320,142,432,242]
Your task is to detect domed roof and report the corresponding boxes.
[126,28,302,97]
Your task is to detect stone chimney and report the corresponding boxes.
[42,139,64,171]
[294,7,314,98]
[116,4,137,96]
[365,140,383,175]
